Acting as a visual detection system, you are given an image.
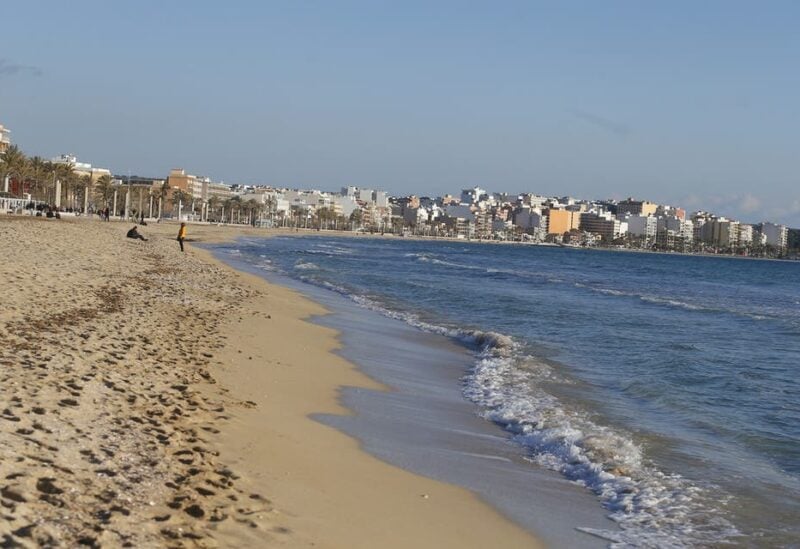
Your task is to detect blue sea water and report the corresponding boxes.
[217,235,800,547]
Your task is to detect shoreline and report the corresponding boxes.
[0,216,542,548]
[191,229,545,548]
[229,224,798,262]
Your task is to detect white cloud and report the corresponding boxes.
[739,194,761,214]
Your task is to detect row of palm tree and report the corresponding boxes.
[0,144,119,210]
[3,143,363,227]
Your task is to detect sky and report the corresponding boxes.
[2,1,799,226]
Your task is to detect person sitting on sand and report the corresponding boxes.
[126,226,148,241]
[177,222,187,252]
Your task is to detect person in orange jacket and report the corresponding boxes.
[177,222,187,252]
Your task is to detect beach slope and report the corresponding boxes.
[0,217,539,548]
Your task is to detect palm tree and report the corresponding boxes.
[42,161,58,204]
[263,195,277,226]
[228,196,242,223]
[155,180,168,219]
[207,195,221,222]
[54,161,76,209]
[349,209,363,231]
[27,156,48,201]
[76,174,92,212]
[243,198,260,226]
[94,174,114,208]
[171,188,188,218]
[0,145,27,195]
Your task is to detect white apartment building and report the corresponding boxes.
[626,215,658,239]
[514,207,548,233]
[461,187,487,205]
[737,224,754,247]
[658,216,694,240]
[701,218,739,248]
[758,222,789,249]
[520,193,547,209]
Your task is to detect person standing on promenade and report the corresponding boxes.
[177,222,187,252]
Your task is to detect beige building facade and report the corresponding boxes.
[546,208,582,234]
[617,199,658,217]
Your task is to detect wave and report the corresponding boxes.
[294,261,319,271]
[574,283,788,325]
[463,352,740,547]
[285,271,739,546]
[308,243,353,256]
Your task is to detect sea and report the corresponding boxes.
[211,234,800,548]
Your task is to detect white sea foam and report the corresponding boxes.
[306,281,740,547]
[639,295,705,311]
[308,244,353,255]
[463,348,740,548]
[294,261,320,271]
[257,253,741,546]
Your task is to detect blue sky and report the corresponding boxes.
[2,1,799,225]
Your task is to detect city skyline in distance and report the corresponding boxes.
[2,1,799,226]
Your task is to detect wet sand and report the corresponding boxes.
[0,216,540,548]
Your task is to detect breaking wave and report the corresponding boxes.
[289,274,739,547]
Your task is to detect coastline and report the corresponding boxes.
[0,216,542,548]
[230,225,798,262]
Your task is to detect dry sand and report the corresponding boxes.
[0,216,540,548]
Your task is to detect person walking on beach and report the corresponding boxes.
[177,222,187,252]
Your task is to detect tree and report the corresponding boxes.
[27,156,48,201]
[207,195,221,222]
[0,145,27,195]
[264,195,276,226]
[157,181,169,219]
[349,209,363,230]
[171,188,188,212]
[244,198,262,226]
[75,174,92,211]
[94,174,114,207]
[54,161,76,208]
[227,196,242,223]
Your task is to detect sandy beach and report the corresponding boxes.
[0,216,540,548]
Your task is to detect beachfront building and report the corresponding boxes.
[0,124,10,155]
[697,218,740,250]
[51,154,112,183]
[165,169,236,219]
[626,215,658,240]
[167,168,204,198]
[545,208,581,235]
[461,187,488,205]
[580,212,622,243]
[755,222,789,250]
[331,193,359,219]
[737,224,754,247]
[514,206,548,240]
[657,216,693,238]
[440,204,476,238]
[617,198,658,217]
[657,205,686,220]
[206,180,233,201]
[50,154,112,211]
[520,193,548,209]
